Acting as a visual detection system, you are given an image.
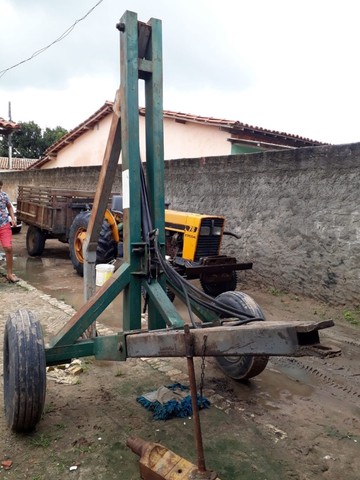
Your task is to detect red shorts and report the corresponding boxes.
[0,223,12,249]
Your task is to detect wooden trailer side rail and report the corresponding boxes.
[16,186,112,238]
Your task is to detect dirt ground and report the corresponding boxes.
[0,230,359,479]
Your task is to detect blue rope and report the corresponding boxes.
[136,383,210,420]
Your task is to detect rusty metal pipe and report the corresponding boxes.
[184,324,206,473]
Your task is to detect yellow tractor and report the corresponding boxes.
[164,208,252,296]
[68,196,252,296]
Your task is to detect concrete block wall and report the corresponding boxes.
[164,144,360,306]
[1,142,359,306]
[0,166,122,200]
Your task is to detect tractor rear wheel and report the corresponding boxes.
[3,309,46,432]
[215,291,269,381]
[69,211,118,276]
[26,226,46,256]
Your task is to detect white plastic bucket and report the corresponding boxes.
[95,264,115,286]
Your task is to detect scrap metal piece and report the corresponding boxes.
[127,437,219,480]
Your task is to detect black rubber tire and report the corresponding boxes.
[215,291,269,381]
[200,270,237,297]
[96,218,118,265]
[26,225,46,256]
[69,211,118,277]
[3,309,47,432]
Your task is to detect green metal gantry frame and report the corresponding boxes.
[44,11,334,367]
[46,10,185,365]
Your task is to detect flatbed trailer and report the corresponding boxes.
[17,186,104,242]
[16,186,118,274]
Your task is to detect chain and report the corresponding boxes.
[199,334,207,400]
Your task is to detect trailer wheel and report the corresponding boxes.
[215,291,269,381]
[26,226,46,256]
[69,211,118,276]
[200,271,237,297]
[3,309,46,432]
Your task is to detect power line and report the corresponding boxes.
[0,0,105,79]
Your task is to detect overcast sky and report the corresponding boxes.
[1,0,359,144]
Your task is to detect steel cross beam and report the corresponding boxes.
[45,318,337,366]
[125,320,336,358]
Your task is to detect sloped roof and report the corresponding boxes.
[0,156,38,170]
[28,101,114,169]
[0,118,20,134]
[146,109,326,149]
[44,101,114,158]
[29,101,327,169]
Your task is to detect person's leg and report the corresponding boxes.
[0,224,19,282]
[0,223,5,263]
[4,246,15,279]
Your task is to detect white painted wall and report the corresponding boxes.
[42,113,230,168]
[163,119,230,159]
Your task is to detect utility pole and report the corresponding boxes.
[8,101,13,170]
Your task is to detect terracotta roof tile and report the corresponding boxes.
[0,157,38,170]
[154,109,326,145]
[0,118,20,133]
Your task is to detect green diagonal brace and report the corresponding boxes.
[142,280,184,329]
[48,263,131,348]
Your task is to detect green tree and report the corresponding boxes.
[11,121,43,158]
[42,126,68,152]
[0,121,67,159]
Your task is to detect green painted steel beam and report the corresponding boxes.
[166,283,220,324]
[119,10,143,333]
[143,16,167,330]
[49,263,131,348]
[45,334,126,365]
[142,280,184,329]
[144,17,165,241]
[46,341,94,364]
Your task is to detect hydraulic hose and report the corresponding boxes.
[138,159,263,327]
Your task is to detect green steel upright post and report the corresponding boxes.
[119,11,142,332]
[144,17,167,331]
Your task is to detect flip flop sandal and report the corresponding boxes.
[6,275,20,283]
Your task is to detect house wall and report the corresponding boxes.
[43,115,114,169]
[162,118,229,159]
[43,114,230,168]
[2,142,359,306]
